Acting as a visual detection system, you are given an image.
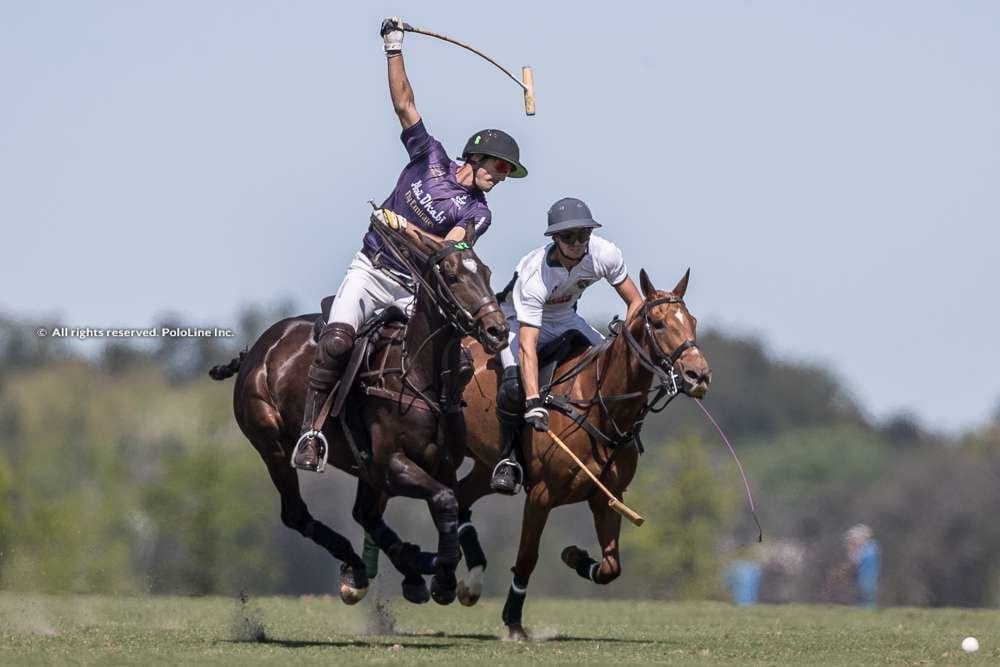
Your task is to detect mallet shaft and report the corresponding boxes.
[403,24,527,91]
[547,430,646,527]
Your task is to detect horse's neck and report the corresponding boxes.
[593,317,654,423]
[402,288,451,389]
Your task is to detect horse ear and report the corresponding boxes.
[639,269,655,298]
[672,268,690,298]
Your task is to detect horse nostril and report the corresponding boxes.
[684,369,701,383]
[487,325,505,340]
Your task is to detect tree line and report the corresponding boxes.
[1,309,998,606]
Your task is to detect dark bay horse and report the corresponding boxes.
[453,269,712,639]
[210,228,508,606]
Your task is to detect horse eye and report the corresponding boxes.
[445,273,460,285]
[651,319,667,330]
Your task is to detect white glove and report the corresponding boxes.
[372,208,409,231]
[380,16,404,54]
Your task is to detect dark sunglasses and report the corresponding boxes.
[555,229,592,244]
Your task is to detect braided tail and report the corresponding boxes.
[208,350,246,380]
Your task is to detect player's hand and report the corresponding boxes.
[524,397,549,432]
[380,17,404,53]
[372,208,409,231]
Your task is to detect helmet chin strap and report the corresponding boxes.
[465,157,484,192]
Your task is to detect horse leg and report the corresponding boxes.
[454,458,494,606]
[502,486,552,641]
[561,497,623,585]
[258,446,369,604]
[382,452,463,606]
[351,479,434,604]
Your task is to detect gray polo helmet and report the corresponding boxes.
[545,197,602,236]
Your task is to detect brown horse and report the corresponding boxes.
[210,228,508,606]
[452,268,712,639]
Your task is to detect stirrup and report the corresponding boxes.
[291,429,329,473]
[491,458,523,494]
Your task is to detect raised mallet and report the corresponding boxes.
[401,22,535,116]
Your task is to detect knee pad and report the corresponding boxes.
[496,368,525,421]
[316,322,356,370]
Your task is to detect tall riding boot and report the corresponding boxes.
[292,322,356,472]
[490,367,525,495]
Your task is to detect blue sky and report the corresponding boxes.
[2,2,998,431]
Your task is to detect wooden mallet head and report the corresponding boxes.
[522,66,535,116]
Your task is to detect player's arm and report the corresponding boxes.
[614,276,644,322]
[372,209,464,247]
[381,18,421,130]
[518,324,542,400]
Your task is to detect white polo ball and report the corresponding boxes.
[961,636,979,653]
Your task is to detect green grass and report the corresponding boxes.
[2,590,998,665]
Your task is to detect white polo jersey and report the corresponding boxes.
[503,234,628,327]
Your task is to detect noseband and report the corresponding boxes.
[609,294,700,400]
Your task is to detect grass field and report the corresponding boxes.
[2,589,998,665]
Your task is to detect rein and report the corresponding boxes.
[363,224,495,415]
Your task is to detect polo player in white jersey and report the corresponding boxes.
[490,197,644,493]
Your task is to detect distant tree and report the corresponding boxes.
[621,435,736,599]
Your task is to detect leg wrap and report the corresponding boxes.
[574,554,600,581]
[501,573,529,626]
[369,520,401,552]
[302,519,362,566]
[458,522,488,571]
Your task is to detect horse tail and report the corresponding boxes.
[208,349,246,380]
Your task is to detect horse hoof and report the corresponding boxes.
[339,562,370,605]
[339,583,369,605]
[430,577,457,606]
[506,624,530,641]
[561,545,589,568]
[402,577,430,604]
[456,580,480,607]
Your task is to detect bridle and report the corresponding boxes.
[424,242,502,338]
[543,292,701,451]
[371,223,501,341]
[621,293,701,400]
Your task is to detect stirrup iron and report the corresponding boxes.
[492,458,524,494]
[291,429,329,473]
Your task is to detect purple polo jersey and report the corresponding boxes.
[362,120,492,274]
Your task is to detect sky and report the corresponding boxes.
[2,2,998,432]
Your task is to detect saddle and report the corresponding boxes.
[537,330,594,392]
[313,297,409,419]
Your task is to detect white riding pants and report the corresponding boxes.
[498,313,604,369]
[327,251,415,330]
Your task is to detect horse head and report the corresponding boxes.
[637,268,712,398]
[401,232,509,355]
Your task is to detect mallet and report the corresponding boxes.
[401,22,535,116]
[546,430,645,527]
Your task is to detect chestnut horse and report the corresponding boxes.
[210,228,508,606]
[452,268,711,639]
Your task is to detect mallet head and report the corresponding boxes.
[522,66,535,116]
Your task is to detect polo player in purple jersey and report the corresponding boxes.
[292,16,528,471]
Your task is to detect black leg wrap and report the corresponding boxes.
[458,508,472,524]
[575,554,599,581]
[458,523,487,571]
[501,577,528,627]
[370,521,401,552]
[303,519,361,566]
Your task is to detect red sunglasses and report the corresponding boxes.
[492,159,513,175]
